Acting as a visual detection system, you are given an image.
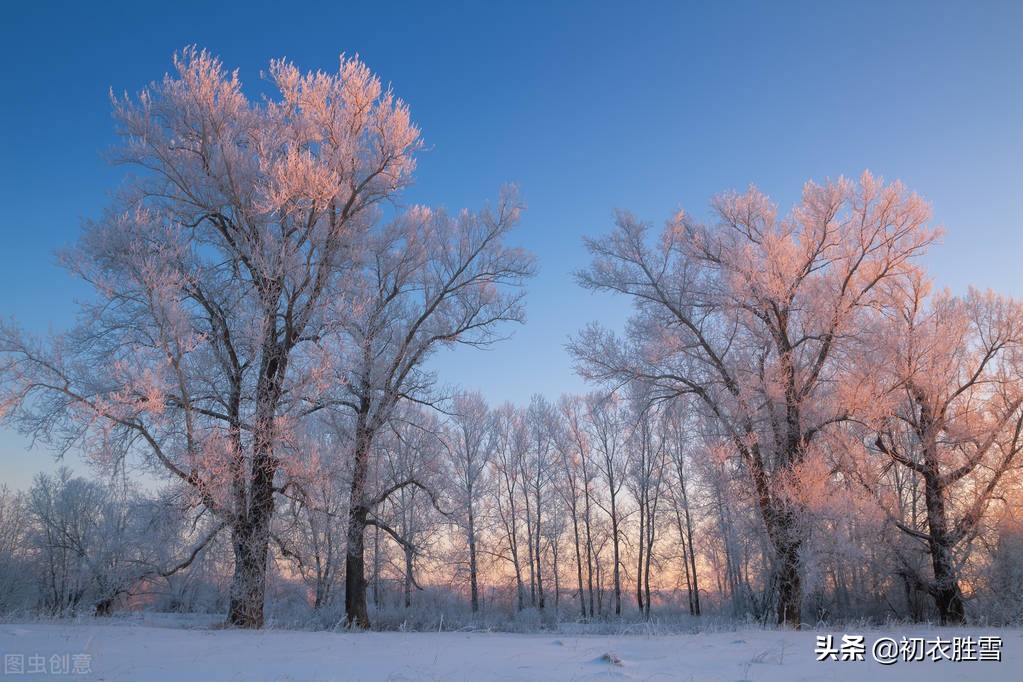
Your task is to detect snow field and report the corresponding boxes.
[1,622,1020,681]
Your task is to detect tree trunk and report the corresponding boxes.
[371,522,380,608]
[775,531,802,627]
[643,506,654,619]
[344,503,370,628]
[404,545,414,609]
[522,487,536,607]
[686,514,701,616]
[94,597,114,617]
[468,517,480,614]
[747,443,803,627]
[571,504,586,618]
[227,520,269,628]
[610,491,622,616]
[677,469,700,616]
[227,450,276,629]
[552,535,561,614]
[923,475,966,624]
[511,543,525,612]
[534,492,545,610]
[636,495,645,614]
[345,414,373,629]
[762,491,803,628]
[584,490,595,618]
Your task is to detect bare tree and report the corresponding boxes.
[372,407,445,611]
[276,428,349,615]
[585,390,631,616]
[443,392,493,614]
[661,401,701,616]
[25,468,181,616]
[555,394,598,618]
[625,388,667,618]
[323,194,534,627]
[571,172,936,625]
[521,395,558,611]
[0,486,32,613]
[490,403,529,610]
[0,48,421,627]
[861,283,1023,623]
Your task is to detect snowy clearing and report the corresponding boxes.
[1,621,1020,681]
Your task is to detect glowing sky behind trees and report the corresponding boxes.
[1,0,1021,486]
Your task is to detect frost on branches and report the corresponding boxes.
[0,48,532,628]
[571,173,938,626]
[855,280,1023,624]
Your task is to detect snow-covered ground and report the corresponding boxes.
[1,619,1019,681]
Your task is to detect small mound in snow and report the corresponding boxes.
[598,651,623,665]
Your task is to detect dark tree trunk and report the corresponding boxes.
[685,504,701,616]
[534,494,545,610]
[552,536,561,614]
[745,439,803,627]
[610,492,622,616]
[643,507,654,619]
[923,472,966,624]
[404,545,414,609]
[675,466,701,616]
[227,449,277,629]
[94,598,114,617]
[571,505,586,618]
[522,487,536,607]
[584,490,595,618]
[371,522,381,608]
[226,332,287,629]
[468,515,480,614]
[636,499,645,614]
[227,521,269,628]
[345,503,370,628]
[344,413,373,629]
[775,531,802,627]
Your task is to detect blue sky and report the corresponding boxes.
[1,1,1021,487]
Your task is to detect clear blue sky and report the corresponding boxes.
[2,0,1021,487]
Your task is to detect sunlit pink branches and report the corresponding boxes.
[1,46,434,628]
[571,172,940,626]
[851,281,1023,624]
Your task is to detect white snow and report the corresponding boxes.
[1,620,1020,681]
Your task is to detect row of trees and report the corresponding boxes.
[0,48,532,629]
[0,470,224,618]
[3,371,1022,628]
[1,48,1022,629]
[570,173,1023,625]
[292,370,1023,628]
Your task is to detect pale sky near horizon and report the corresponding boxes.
[1,0,1021,489]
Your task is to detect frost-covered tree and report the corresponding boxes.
[276,428,349,615]
[522,395,559,611]
[24,468,184,616]
[443,392,494,614]
[585,390,632,616]
[321,193,533,628]
[0,486,32,613]
[371,407,445,611]
[0,47,421,627]
[660,400,701,616]
[571,173,936,625]
[554,394,599,618]
[624,387,667,618]
[860,282,1023,624]
[490,403,530,610]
